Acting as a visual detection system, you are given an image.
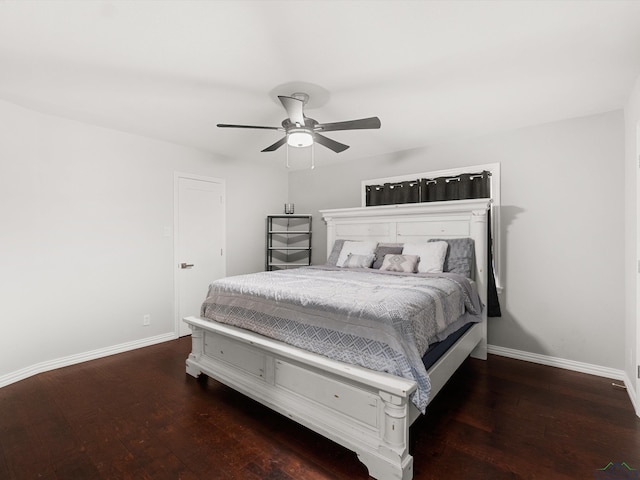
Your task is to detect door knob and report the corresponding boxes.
[180,263,194,269]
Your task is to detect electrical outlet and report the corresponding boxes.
[143,314,151,326]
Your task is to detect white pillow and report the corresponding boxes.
[343,253,376,269]
[336,241,378,267]
[402,241,448,273]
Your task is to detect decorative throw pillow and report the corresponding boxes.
[342,253,376,269]
[372,244,404,269]
[402,241,448,273]
[379,254,419,273]
[336,241,378,267]
[428,238,475,278]
[326,239,346,266]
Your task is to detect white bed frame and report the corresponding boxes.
[184,199,490,480]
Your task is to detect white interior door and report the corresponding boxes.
[175,174,225,337]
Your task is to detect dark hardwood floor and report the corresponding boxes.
[0,337,638,480]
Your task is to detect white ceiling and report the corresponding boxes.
[2,1,640,169]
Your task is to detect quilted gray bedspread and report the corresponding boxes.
[200,266,483,412]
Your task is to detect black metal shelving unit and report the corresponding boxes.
[266,215,312,271]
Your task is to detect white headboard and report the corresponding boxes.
[320,199,491,309]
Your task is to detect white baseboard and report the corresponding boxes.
[0,332,177,389]
[3,337,638,418]
[487,344,640,417]
[487,344,626,380]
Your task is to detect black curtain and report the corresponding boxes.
[418,171,490,203]
[366,171,501,317]
[366,180,420,206]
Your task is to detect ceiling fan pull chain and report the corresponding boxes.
[311,142,315,170]
[286,143,290,168]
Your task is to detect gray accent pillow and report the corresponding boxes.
[326,239,346,266]
[379,254,419,273]
[343,253,376,268]
[428,238,475,278]
[372,244,404,269]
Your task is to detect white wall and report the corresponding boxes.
[1,97,629,393]
[0,99,288,383]
[624,75,640,412]
[290,111,625,371]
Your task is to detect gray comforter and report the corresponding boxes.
[200,265,483,412]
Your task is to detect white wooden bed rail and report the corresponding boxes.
[184,199,490,480]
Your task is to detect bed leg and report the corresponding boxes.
[357,450,413,480]
[185,325,204,378]
[470,316,488,360]
[356,391,413,480]
[470,337,488,360]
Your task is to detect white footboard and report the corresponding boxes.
[185,315,417,480]
[185,315,486,480]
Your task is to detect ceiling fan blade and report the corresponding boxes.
[315,116,381,132]
[278,96,306,126]
[217,123,280,130]
[261,137,287,152]
[314,133,350,153]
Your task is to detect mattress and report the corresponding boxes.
[422,322,474,371]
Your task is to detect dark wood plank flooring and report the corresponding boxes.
[0,337,638,479]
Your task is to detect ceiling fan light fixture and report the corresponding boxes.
[287,129,313,148]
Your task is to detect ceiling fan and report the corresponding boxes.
[217,92,381,154]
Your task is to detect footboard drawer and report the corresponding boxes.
[204,335,266,380]
[275,359,379,428]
